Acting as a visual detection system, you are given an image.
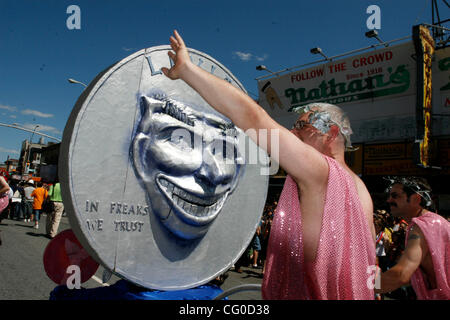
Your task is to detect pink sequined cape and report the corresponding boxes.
[262,156,375,300]
[406,211,450,300]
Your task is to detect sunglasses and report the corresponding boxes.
[293,111,318,129]
[293,119,312,130]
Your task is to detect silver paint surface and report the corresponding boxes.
[132,95,244,240]
[60,46,269,290]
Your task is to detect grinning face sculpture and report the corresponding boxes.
[132,94,244,240]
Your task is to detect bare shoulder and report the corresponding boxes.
[348,170,375,234]
[347,170,372,205]
[407,224,428,250]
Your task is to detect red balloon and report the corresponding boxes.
[43,229,99,285]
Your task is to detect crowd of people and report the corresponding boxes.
[373,209,417,299]
[0,176,64,241]
[230,181,448,300]
[1,172,449,300]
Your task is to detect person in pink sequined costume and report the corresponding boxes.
[162,31,376,300]
[377,177,450,300]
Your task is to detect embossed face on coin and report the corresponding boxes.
[60,45,268,290]
[132,95,243,240]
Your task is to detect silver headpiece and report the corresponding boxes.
[292,103,357,151]
[384,176,433,208]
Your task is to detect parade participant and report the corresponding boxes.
[377,177,450,299]
[162,30,376,299]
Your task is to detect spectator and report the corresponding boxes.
[46,180,64,239]
[11,183,23,220]
[250,225,262,268]
[260,207,274,277]
[233,251,247,274]
[399,219,408,231]
[374,217,389,272]
[30,181,48,229]
[259,209,273,268]
[23,180,35,222]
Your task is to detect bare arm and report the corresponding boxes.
[376,226,426,294]
[0,177,9,194]
[161,31,328,188]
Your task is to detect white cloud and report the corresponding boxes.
[256,54,269,62]
[21,123,62,135]
[1,104,54,119]
[233,51,268,62]
[234,51,253,61]
[21,109,54,118]
[0,147,20,154]
[38,125,62,135]
[0,104,18,112]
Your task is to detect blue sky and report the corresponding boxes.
[0,0,437,164]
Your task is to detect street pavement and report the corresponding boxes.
[219,266,263,300]
[0,213,262,300]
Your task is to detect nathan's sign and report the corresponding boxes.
[285,59,409,109]
[258,42,415,115]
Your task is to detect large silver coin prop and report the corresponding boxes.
[60,45,269,290]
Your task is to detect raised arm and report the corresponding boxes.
[161,31,328,188]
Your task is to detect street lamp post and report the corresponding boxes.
[310,47,330,60]
[0,122,61,142]
[68,78,87,88]
[23,125,39,177]
[256,65,275,74]
[30,125,39,144]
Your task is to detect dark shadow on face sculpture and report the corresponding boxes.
[131,93,244,259]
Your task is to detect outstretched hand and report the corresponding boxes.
[161,30,192,80]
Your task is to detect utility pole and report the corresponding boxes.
[431,0,450,46]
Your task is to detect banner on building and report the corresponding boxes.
[257,41,417,143]
[432,46,450,136]
[258,42,414,111]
